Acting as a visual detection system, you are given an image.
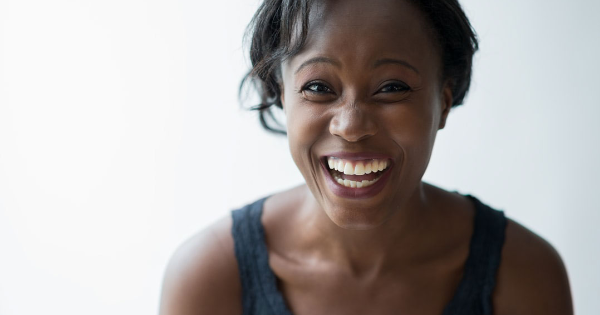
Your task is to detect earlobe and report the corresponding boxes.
[438,84,453,130]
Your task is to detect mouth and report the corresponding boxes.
[320,154,394,199]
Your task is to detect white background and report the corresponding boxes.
[0,0,598,314]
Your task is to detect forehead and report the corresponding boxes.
[285,0,440,76]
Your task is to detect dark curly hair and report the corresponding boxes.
[240,0,479,135]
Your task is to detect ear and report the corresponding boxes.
[438,82,453,130]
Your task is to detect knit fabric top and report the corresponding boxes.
[231,194,507,315]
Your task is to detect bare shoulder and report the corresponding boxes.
[159,215,242,315]
[493,218,573,315]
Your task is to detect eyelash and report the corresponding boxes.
[302,81,333,94]
[378,81,411,93]
[301,81,411,95]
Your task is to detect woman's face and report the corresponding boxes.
[280,0,452,229]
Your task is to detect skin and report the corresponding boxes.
[159,0,573,314]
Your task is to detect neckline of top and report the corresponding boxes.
[250,193,487,315]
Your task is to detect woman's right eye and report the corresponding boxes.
[303,82,332,94]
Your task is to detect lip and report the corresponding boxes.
[319,152,394,199]
[320,151,393,161]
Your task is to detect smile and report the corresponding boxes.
[326,157,390,188]
[320,154,394,199]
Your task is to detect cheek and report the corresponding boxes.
[381,105,435,141]
[285,98,330,166]
[285,92,329,142]
[380,98,439,167]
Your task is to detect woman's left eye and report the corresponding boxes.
[378,82,410,93]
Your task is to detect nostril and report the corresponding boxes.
[332,132,374,143]
[329,110,377,142]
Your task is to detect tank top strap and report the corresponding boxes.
[442,194,508,315]
[231,196,293,315]
[232,194,507,315]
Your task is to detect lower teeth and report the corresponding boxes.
[332,172,380,188]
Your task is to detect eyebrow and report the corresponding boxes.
[294,56,342,74]
[294,56,420,75]
[373,58,420,75]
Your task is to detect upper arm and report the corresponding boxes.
[159,215,242,315]
[493,219,573,315]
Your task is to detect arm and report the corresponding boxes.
[159,216,242,315]
[494,219,573,315]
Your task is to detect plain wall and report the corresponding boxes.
[0,0,598,314]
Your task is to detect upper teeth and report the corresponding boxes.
[326,157,389,175]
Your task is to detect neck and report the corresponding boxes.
[299,182,437,278]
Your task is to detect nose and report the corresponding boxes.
[329,102,378,142]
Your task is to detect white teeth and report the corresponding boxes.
[365,162,372,174]
[327,157,390,174]
[336,160,344,172]
[330,170,382,189]
[343,163,354,175]
[354,162,365,175]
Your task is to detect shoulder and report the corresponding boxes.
[159,215,242,315]
[493,218,573,315]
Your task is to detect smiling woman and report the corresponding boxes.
[158,0,573,314]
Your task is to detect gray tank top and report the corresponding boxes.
[231,194,507,315]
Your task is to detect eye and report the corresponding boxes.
[378,81,411,93]
[303,81,333,94]
[299,80,337,102]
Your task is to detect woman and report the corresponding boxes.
[160,0,573,314]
